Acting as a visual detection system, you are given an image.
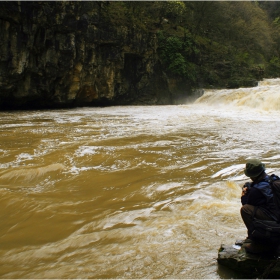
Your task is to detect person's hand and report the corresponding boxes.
[242,186,248,196]
[242,182,250,196]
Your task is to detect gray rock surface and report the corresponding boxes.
[217,243,280,279]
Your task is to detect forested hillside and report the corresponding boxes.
[105,1,280,88]
[1,1,280,109]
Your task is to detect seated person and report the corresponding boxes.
[240,159,279,253]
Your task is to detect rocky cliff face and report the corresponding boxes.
[0,2,175,110]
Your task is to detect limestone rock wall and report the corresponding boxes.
[0,2,172,109]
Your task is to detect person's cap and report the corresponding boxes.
[244,159,265,177]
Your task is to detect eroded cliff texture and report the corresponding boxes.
[0,1,173,109]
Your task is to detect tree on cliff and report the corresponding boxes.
[157,1,276,88]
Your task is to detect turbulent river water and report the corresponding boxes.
[1,79,280,279]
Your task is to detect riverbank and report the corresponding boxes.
[1,2,279,110]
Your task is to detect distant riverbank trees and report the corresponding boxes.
[105,1,280,89]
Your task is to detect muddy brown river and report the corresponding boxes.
[1,79,280,278]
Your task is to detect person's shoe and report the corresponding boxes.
[243,242,273,254]
[235,238,252,246]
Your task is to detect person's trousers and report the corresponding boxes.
[240,204,274,238]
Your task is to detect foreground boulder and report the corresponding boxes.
[217,243,280,279]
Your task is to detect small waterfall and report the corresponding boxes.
[195,78,280,111]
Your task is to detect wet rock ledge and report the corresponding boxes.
[217,244,280,279]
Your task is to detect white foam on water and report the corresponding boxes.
[16,153,34,162]
[68,165,95,174]
[75,146,99,157]
[54,115,83,124]
[211,164,244,178]
[258,78,280,86]
[195,78,280,112]
[156,182,183,192]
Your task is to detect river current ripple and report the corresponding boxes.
[1,79,280,278]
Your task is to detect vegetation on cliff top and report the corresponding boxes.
[1,1,280,109]
[105,1,280,89]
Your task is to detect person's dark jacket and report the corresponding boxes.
[241,175,278,220]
